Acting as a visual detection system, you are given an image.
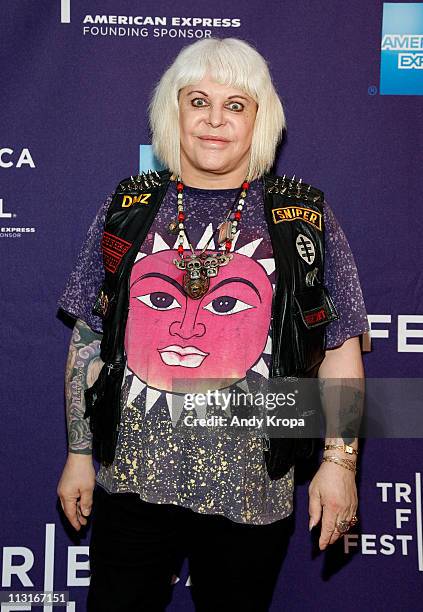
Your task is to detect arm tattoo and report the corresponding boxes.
[318,378,364,449]
[339,389,363,444]
[65,319,103,454]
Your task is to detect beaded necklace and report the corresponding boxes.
[170,176,251,299]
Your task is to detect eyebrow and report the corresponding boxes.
[187,90,251,102]
[130,272,261,301]
[206,277,261,302]
[130,272,185,296]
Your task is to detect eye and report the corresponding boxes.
[203,295,254,315]
[135,292,182,311]
[191,97,208,108]
[226,101,244,112]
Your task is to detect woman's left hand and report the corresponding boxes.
[308,460,358,550]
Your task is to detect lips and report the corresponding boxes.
[158,345,209,368]
[198,135,230,143]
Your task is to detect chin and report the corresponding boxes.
[195,158,233,174]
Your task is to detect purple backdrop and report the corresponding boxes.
[1,1,422,610]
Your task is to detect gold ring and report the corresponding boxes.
[335,520,351,534]
[350,515,358,526]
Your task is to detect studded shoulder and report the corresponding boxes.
[117,169,171,193]
[264,173,324,204]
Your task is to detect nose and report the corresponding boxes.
[169,317,206,340]
[206,104,225,128]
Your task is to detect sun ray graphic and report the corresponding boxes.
[145,386,162,415]
[152,232,172,253]
[251,357,269,379]
[127,373,146,405]
[263,335,272,355]
[134,252,147,263]
[126,227,274,417]
[257,258,275,275]
[195,222,215,250]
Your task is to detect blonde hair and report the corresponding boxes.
[148,37,286,182]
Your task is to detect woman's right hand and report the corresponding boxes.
[57,452,96,531]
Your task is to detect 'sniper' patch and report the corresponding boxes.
[272,206,322,231]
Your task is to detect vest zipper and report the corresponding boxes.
[262,432,270,452]
[261,175,279,379]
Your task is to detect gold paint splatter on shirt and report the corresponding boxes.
[96,386,294,525]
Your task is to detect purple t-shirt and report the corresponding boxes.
[58,177,369,525]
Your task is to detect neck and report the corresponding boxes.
[179,161,249,189]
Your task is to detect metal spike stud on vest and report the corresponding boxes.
[265,174,323,204]
[119,170,162,193]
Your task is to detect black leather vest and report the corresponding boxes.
[84,169,339,467]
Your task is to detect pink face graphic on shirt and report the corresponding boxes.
[125,249,273,393]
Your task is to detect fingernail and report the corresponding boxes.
[309,520,314,532]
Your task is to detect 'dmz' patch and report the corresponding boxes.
[272,206,322,231]
[121,193,151,207]
[102,231,132,273]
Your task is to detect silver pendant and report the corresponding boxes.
[216,252,233,267]
[183,271,210,299]
[185,255,203,280]
[203,254,219,277]
[173,252,234,300]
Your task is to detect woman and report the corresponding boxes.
[57,37,369,611]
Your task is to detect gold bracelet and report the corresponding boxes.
[324,443,358,455]
[322,456,356,473]
[322,456,357,473]
[324,454,357,470]
[323,453,357,470]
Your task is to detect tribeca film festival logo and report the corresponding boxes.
[59,0,241,39]
[344,474,423,570]
[380,2,423,95]
[364,315,423,353]
[1,523,86,611]
[0,147,36,239]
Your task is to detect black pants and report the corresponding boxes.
[87,484,293,612]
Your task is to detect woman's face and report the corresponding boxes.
[178,73,258,179]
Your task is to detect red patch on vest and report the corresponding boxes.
[304,308,327,326]
[102,231,132,273]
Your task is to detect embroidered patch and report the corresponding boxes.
[296,233,316,265]
[121,193,151,207]
[305,267,319,286]
[102,231,132,273]
[304,307,328,326]
[272,206,322,231]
